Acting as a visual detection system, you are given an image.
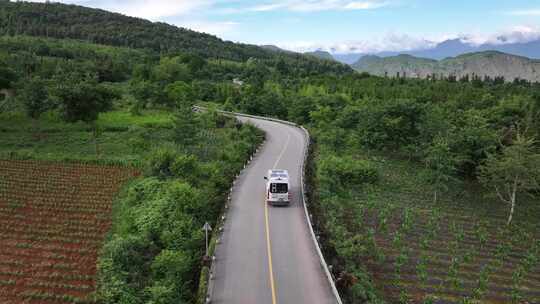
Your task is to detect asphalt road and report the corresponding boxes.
[211,116,336,304]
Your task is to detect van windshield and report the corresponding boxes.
[270,183,288,193]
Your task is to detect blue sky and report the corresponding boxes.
[30,0,540,53]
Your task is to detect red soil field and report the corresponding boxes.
[0,160,136,304]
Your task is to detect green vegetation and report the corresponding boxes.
[98,114,263,303]
[223,75,540,303]
[1,1,540,303]
[0,0,351,76]
[0,26,265,304]
[479,129,540,225]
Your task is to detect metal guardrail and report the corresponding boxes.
[298,125,343,304]
[196,106,343,304]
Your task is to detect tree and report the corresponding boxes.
[479,129,540,225]
[19,77,49,137]
[173,105,198,147]
[422,135,458,203]
[0,66,17,90]
[55,80,115,123]
[452,109,498,176]
[131,80,160,108]
[54,80,117,155]
[181,53,205,74]
[152,56,191,84]
[165,81,192,108]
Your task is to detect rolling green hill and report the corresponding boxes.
[0,0,351,76]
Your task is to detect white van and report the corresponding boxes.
[264,169,290,205]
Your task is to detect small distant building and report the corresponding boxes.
[233,78,244,86]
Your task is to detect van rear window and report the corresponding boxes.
[270,183,288,193]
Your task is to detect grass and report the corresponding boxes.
[97,110,174,129]
[364,151,539,226]
[0,110,174,163]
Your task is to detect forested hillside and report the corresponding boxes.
[0,0,351,77]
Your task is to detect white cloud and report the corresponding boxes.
[277,32,436,54]
[459,25,540,45]
[344,1,388,10]
[250,0,389,12]
[251,3,285,12]
[508,9,540,16]
[276,26,540,54]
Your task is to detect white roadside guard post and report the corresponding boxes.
[203,222,212,257]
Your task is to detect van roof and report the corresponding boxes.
[268,169,289,182]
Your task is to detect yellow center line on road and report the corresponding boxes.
[273,131,291,169]
[265,200,277,304]
[265,128,292,304]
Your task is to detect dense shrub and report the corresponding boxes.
[318,155,378,190]
[98,114,263,303]
[355,98,425,150]
[144,147,177,179]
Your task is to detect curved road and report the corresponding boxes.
[211,116,336,304]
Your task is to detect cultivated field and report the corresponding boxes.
[0,160,136,303]
[316,151,540,304]
[361,202,540,303]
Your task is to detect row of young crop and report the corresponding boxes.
[0,160,135,304]
[0,218,109,235]
[353,201,540,303]
[0,217,105,234]
[0,269,94,283]
[0,251,97,267]
[0,160,135,173]
[0,225,108,240]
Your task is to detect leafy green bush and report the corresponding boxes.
[318,155,378,190]
[355,98,426,150]
[148,250,193,304]
[171,155,200,180]
[144,147,177,179]
[98,235,156,304]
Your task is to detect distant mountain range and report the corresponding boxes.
[331,38,540,64]
[352,51,540,82]
[260,37,540,82]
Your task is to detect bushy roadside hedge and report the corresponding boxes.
[310,149,384,304]
[98,115,263,303]
[318,155,378,190]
